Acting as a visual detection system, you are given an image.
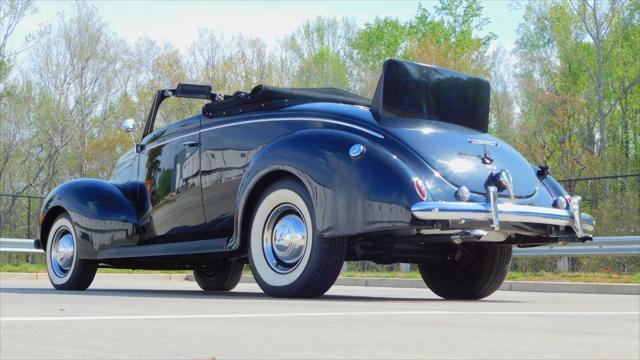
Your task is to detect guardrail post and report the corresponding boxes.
[27,197,32,239]
[557,256,569,272]
[27,197,34,264]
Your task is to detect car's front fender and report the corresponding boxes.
[40,179,139,259]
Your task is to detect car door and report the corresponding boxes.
[199,115,298,239]
[137,115,208,245]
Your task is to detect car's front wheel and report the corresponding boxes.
[418,243,512,299]
[45,213,97,290]
[193,262,244,291]
[248,178,346,298]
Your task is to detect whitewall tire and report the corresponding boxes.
[248,178,346,298]
[45,213,97,290]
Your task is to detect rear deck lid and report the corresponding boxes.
[387,121,539,198]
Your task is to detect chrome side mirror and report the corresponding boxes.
[121,119,135,133]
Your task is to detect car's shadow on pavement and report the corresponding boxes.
[0,286,521,303]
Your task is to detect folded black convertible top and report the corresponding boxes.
[202,85,370,118]
[371,59,490,133]
[202,59,490,133]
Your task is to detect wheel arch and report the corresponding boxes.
[233,168,308,254]
[39,205,67,250]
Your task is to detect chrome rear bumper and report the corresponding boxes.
[411,201,594,236]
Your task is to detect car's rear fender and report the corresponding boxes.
[231,128,423,251]
[40,179,139,259]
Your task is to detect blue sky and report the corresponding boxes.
[11,0,523,53]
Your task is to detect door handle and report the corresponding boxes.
[182,141,200,147]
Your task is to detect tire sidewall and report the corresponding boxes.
[46,215,78,286]
[249,184,314,288]
[419,244,512,299]
[193,262,244,291]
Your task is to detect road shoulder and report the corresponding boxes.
[2,272,638,295]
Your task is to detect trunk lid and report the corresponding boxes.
[386,120,538,198]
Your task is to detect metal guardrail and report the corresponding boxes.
[0,238,40,253]
[1,236,638,256]
[0,194,43,240]
[513,236,640,257]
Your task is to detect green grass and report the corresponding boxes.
[341,270,640,284]
[2,263,638,283]
[0,263,45,273]
[343,271,422,279]
[505,271,640,284]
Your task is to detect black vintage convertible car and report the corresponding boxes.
[37,59,593,299]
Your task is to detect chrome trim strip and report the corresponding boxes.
[411,201,594,232]
[468,138,498,146]
[199,117,385,138]
[144,131,200,150]
[143,117,384,151]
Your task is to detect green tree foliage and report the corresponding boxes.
[515,0,639,234]
[351,17,411,68]
[296,46,349,88]
[281,16,355,89]
[350,0,495,96]
[350,17,411,95]
[410,0,495,76]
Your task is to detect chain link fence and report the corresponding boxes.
[0,194,44,265]
[511,256,639,273]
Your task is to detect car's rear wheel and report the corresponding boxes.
[248,178,346,298]
[193,262,244,291]
[45,213,97,290]
[418,243,512,300]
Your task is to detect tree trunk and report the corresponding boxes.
[591,0,609,195]
[619,80,630,159]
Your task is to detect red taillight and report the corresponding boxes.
[414,178,427,201]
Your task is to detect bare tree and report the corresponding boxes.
[0,0,35,180]
[0,0,35,85]
[228,35,273,91]
[489,46,517,141]
[0,0,35,195]
[26,2,123,177]
[187,30,228,91]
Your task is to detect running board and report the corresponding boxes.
[97,238,228,259]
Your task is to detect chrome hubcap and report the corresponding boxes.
[262,204,307,274]
[51,229,74,278]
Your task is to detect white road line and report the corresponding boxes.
[2,311,638,322]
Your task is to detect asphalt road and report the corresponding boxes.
[1,279,639,359]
